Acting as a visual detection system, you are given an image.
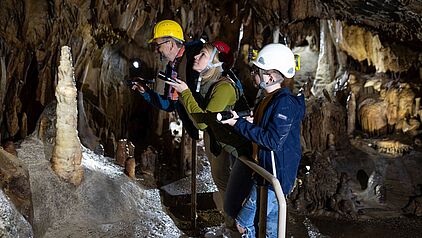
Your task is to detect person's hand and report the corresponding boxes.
[131,82,146,94]
[220,110,239,126]
[244,111,254,123]
[165,78,188,93]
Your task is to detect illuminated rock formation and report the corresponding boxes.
[51,46,83,186]
[346,92,356,136]
[375,140,412,156]
[357,77,418,136]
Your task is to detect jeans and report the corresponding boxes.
[235,184,279,238]
[224,157,254,219]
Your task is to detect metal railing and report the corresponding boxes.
[188,139,285,237]
[237,155,286,238]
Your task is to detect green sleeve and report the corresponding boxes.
[180,82,236,130]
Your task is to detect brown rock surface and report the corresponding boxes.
[0,148,33,224]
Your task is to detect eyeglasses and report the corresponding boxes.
[154,40,170,50]
[250,68,271,76]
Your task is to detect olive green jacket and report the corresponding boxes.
[179,77,236,130]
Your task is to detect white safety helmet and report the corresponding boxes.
[251,43,296,78]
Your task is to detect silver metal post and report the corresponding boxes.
[237,156,286,238]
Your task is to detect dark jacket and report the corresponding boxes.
[233,87,305,194]
[140,41,203,139]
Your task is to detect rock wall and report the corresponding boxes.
[0,0,420,156]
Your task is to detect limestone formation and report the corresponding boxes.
[116,139,134,167]
[415,98,421,117]
[346,92,356,136]
[140,146,157,177]
[358,98,388,136]
[357,77,419,136]
[396,84,415,131]
[335,21,416,73]
[311,19,336,97]
[125,158,136,179]
[116,139,128,167]
[375,140,412,156]
[0,148,33,224]
[51,46,83,186]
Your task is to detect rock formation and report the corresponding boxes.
[51,46,83,186]
[0,148,33,224]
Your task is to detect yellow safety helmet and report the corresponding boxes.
[148,20,184,43]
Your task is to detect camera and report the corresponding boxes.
[216,110,251,121]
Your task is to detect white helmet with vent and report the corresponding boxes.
[252,43,296,78]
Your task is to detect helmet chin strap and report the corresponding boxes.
[200,47,223,75]
[196,47,223,92]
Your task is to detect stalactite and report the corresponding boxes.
[51,46,83,186]
[273,25,280,43]
[312,19,336,98]
[347,92,356,136]
[181,6,187,30]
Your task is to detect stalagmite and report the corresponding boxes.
[116,139,128,167]
[125,158,136,179]
[51,46,84,186]
[347,92,356,136]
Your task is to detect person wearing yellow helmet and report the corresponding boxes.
[149,19,185,43]
[131,19,202,140]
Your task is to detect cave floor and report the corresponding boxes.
[151,134,422,237]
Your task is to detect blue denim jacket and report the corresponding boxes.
[233,87,305,194]
[140,41,203,139]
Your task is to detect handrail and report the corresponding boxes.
[237,155,286,238]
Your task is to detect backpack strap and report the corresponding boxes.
[203,76,239,109]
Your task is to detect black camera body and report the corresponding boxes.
[216,110,251,121]
[157,71,178,84]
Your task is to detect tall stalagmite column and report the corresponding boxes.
[51,46,84,185]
